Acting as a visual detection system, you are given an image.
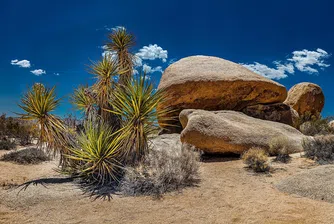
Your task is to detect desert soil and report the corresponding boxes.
[1,151,334,224]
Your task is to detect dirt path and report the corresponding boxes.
[1,152,334,224]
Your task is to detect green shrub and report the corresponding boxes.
[242,147,270,172]
[302,135,334,164]
[1,147,50,164]
[0,139,16,150]
[120,144,200,196]
[268,136,298,163]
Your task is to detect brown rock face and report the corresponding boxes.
[242,103,299,127]
[180,109,305,154]
[284,82,325,117]
[157,56,287,132]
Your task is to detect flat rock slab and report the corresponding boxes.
[180,109,305,154]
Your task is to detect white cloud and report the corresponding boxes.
[54,73,60,76]
[241,48,330,80]
[241,62,294,80]
[288,48,330,74]
[31,69,46,76]
[136,44,168,62]
[142,64,163,74]
[11,59,31,68]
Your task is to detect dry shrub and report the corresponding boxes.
[0,139,16,150]
[242,147,270,172]
[120,144,200,196]
[299,119,334,136]
[269,136,297,163]
[1,147,50,164]
[302,135,334,164]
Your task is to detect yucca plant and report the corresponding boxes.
[65,121,124,185]
[107,73,173,164]
[106,26,135,84]
[18,84,67,152]
[72,85,97,122]
[88,55,128,127]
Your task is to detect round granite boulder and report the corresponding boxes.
[157,56,287,132]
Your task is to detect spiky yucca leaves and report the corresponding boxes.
[108,74,172,164]
[66,121,124,185]
[72,86,97,121]
[89,55,125,126]
[18,84,68,157]
[106,26,135,84]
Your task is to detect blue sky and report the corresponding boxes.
[1,0,334,117]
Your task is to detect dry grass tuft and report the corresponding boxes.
[241,147,270,172]
[268,136,297,163]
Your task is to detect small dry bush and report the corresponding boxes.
[302,135,334,164]
[269,136,297,163]
[0,139,16,150]
[242,147,270,172]
[1,147,50,164]
[120,144,200,196]
[299,119,334,136]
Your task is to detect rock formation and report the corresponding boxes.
[180,109,305,154]
[284,82,324,118]
[157,56,287,132]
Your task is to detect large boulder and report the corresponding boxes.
[157,56,287,132]
[284,82,325,118]
[242,103,299,127]
[180,109,305,154]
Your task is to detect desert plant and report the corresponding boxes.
[0,139,16,150]
[108,73,172,164]
[106,26,135,84]
[299,118,334,136]
[65,121,125,185]
[1,147,50,164]
[242,147,270,172]
[120,144,200,196]
[302,135,334,164]
[269,136,298,163]
[72,86,97,121]
[18,84,67,151]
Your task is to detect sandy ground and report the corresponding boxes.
[1,151,334,224]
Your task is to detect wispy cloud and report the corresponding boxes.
[288,48,330,73]
[11,59,31,68]
[31,69,46,76]
[241,62,294,80]
[142,64,163,74]
[241,48,330,80]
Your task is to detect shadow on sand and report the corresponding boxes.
[14,176,118,201]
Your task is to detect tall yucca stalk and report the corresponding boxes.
[18,84,67,154]
[106,26,135,84]
[72,86,97,121]
[108,74,172,164]
[66,121,124,185]
[89,55,126,124]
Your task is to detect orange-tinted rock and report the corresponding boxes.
[284,82,324,117]
[157,56,287,132]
